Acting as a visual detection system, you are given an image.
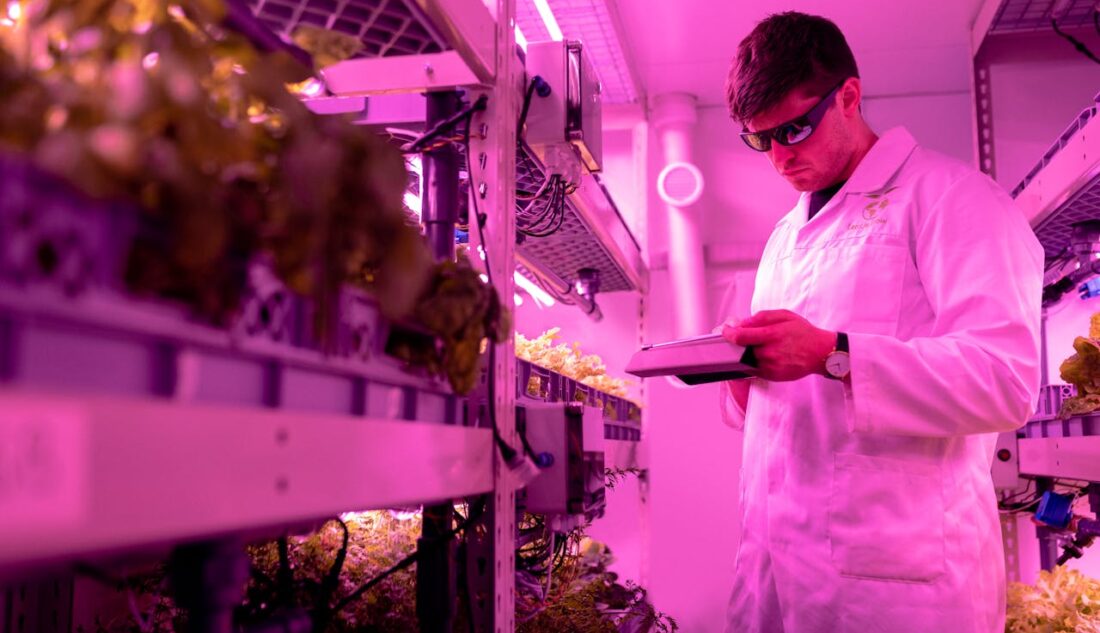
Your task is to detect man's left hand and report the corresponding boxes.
[721,310,836,382]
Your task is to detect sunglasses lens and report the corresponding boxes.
[741,133,770,152]
[777,122,813,146]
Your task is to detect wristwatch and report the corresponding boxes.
[824,332,850,380]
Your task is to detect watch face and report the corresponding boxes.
[826,352,850,378]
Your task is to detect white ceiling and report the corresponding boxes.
[613,0,987,108]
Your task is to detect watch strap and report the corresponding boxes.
[835,331,849,354]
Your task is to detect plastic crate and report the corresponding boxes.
[1033,383,1076,420]
[1023,414,1100,439]
[0,155,458,424]
[513,358,641,441]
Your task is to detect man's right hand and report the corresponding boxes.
[714,318,751,415]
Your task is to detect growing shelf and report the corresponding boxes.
[515,144,648,298]
[973,0,1097,52]
[516,358,642,442]
[989,0,1095,34]
[1012,96,1100,265]
[245,0,497,94]
[0,153,498,572]
[0,389,492,577]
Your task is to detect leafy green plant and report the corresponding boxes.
[0,0,430,328]
[516,531,677,633]
[605,467,646,492]
[1,1,508,392]
[243,511,423,632]
[1006,566,1100,633]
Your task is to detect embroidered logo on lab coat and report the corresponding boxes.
[848,187,898,232]
[862,187,898,220]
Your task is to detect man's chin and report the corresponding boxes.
[785,174,818,192]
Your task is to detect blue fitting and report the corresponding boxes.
[1079,277,1100,300]
[532,75,552,98]
[1036,491,1075,529]
[535,452,555,468]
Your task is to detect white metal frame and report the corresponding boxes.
[0,389,492,577]
[321,0,497,96]
[467,0,520,626]
[324,50,484,96]
[1014,112,1100,227]
[1018,436,1100,480]
[568,170,649,292]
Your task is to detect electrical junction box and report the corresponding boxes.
[523,40,603,174]
[992,430,1023,491]
[519,402,605,519]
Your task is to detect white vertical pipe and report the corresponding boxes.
[652,93,708,338]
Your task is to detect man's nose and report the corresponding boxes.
[768,142,795,168]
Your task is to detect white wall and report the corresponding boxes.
[642,267,743,633]
[981,30,1100,193]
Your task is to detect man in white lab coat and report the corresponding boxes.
[719,12,1043,633]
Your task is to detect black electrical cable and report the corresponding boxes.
[518,185,557,236]
[74,562,129,590]
[517,80,540,142]
[461,101,532,468]
[332,495,488,614]
[523,179,567,238]
[516,174,557,200]
[538,179,567,236]
[517,184,556,226]
[518,177,563,235]
[407,95,489,153]
[516,75,550,142]
[457,531,478,632]
[277,536,293,605]
[999,481,1036,508]
[1052,17,1100,65]
[312,519,350,631]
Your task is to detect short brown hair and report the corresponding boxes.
[726,12,859,124]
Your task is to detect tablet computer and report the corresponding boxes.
[625,333,757,385]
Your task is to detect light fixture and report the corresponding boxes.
[403,155,423,219]
[656,162,705,208]
[515,25,529,52]
[514,271,556,307]
[403,192,422,218]
[297,77,325,98]
[531,0,563,41]
[515,0,639,104]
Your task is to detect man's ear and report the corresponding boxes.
[840,77,862,117]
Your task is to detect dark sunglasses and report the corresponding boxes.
[740,81,846,152]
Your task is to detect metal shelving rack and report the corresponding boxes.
[515,144,647,298]
[1013,98,1100,264]
[971,0,1100,578]
[0,0,647,630]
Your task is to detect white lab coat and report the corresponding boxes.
[721,128,1043,633]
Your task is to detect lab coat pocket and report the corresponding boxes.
[828,453,945,583]
[813,238,906,332]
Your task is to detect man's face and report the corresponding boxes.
[744,83,853,192]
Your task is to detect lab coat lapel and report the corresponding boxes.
[796,127,919,237]
[845,127,919,195]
